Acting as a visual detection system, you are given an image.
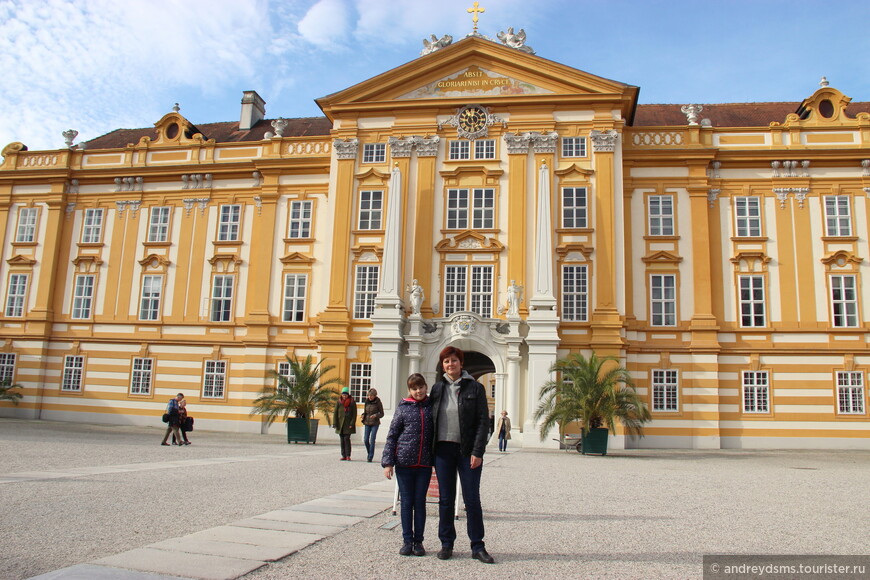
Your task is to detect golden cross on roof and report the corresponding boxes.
[467,1,485,34]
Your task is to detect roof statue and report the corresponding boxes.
[497,27,534,54]
[421,34,453,56]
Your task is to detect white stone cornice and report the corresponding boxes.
[414,136,440,157]
[590,129,618,152]
[333,138,359,160]
[503,132,532,154]
[531,131,558,154]
[708,189,720,208]
[388,136,414,158]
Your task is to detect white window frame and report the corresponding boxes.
[62,355,84,392]
[139,275,163,321]
[449,140,471,160]
[210,275,234,322]
[830,275,858,328]
[218,205,241,242]
[276,361,296,394]
[130,357,153,395]
[5,274,28,317]
[362,143,386,163]
[0,353,16,383]
[358,191,383,230]
[444,265,493,317]
[836,371,865,415]
[444,265,467,315]
[824,195,852,237]
[474,139,495,159]
[742,371,769,413]
[648,195,674,236]
[288,200,313,239]
[562,265,588,322]
[353,265,379,320]
[282,273,307,322]
[738,275,766,328]
[469,265,493,317]
[147,206,171,243]
[650,274,677,327]
[734,196,762,238]
[561,137,587,158]
[652,370,679,411]
[446,188,494,229]
[349,362,372,401]
[203,360,226,399]
[447,189,470,229]
[81,208,104,244]
[16,207,38,243]
[72,275,95,319]
[562,187,588,229]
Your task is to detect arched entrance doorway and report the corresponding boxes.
[433,350,497,435]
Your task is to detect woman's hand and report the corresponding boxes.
[384,466,393,480]
[470,456,482,469]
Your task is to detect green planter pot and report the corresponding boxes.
[581,427,609,455]
[286,417,319,444]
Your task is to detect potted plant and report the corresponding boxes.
[250,355,342,444]
[534,352,651,455]
[0,378,23,406]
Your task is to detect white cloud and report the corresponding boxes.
[297,0,353,49]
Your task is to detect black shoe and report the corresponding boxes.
[437,546,453,560]
[160,442,170,446]
[472,549,494,564]
[412,543,425,556]
[399,543,413,556]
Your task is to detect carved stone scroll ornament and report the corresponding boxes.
[530,131,558,154]
[333,138,359,160]
[414,136,440,157]
[503,132,532,154]
[707,189,720,208]
[590,129,619,152]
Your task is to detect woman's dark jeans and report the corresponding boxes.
[395,465,432,544]
[434,441,485,553]
[364,424,379,461]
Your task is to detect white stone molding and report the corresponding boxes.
[62,129,78,148]
[414,136,440,157]
[708,188,720,208]
[590,129,618,152]
[774,188,790,209]
[183,199,196,216]
[271,118,287,138]
[680,104,703,126]
[183,198,210,217]
[530,131,558,154]
[793,187,809,209]
[439,105,506,140]
[864,187,870,198]
[196,198,209,215]
[181,174,211,190]
[861,160,869,176]
[503,132,532,154]
[451,314,477,337]
[114,176,144,192]
[421,33,453,55]
[65,203,76,218]
[253,196,262,216]
[709,161,721,179]
[771,161,780,178]
[496,27,534,54]
[388,137,414,158]
[252,171,263,187]
[115,201,127,218]
[66,179,79,194]
[801,160,810,177]
[333,138,359,160]
[772,160,801,178]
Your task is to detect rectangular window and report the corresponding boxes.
[282,273,307,322]
[203,360,226,399]
[218,205,241,241]
[739,275,766,328]
[147,206,171,243]
[130,357,153,395]
[735,196,762,237]
[362,143,386,163]
[447,188,494,229]
[648,195,674,236]
[447,189,469,229]
[210,275,234,322]
[81,208,104,243]
[276,361,295,394]
[837,371,865,414]
[358,191,383,230]
[824,196,852,237]
[349,363,372,401]
[831,275,858,328]
[444,266,492,316]
[472,188,494,229]
[448,141,470,160]
[353,265,379,319]
[0,353,16,383]
[650,274,677,326]
[652,369,679,411]
[562,265,588,322]
[562,187,588,229]
[62,355,84,392]
[444,265,467,316]
[16,207,38,243]
[288,200,313,239]
[470,266,493,317]
[561,137,587,158]
[139,275,163,321]
[5,274,28,317]
[742,371,769,413]
[72,275,95,319]
[474,139,495,159]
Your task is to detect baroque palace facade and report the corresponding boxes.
[2,33,869,449]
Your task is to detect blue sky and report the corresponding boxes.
[2,0,869,151]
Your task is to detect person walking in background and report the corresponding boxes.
[495,410,511,452]
[361,388,384,462]
[174,394,191,445]
[382,373,434,557]
[160,393,184,446]
[430,346,494,564]
[333,386,357,460]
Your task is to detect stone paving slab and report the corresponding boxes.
[183,526,317,551]
[254,509,362,527]
[289,501,384,518]
[93,548,264,580]
[332,491,394,503]
[149,537,297,562]
[28,563,190,580]
[231,517,344,536]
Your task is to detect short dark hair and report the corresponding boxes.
[438,346,464,368]
[407,373,427,389]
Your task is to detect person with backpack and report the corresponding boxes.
[160,393,184,446]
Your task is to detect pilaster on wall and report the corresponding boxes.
[687,185,721,351]
[410,144,438,316]
[244,181,279,343]
[506,136,530,314]
[320,147,356,340]
[32,198,66,332]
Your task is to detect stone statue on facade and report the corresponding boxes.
[497,27,534,54]
[407,279,424,315]
[421,34,453,56]
[506,279,523,317]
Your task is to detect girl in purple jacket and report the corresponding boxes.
[382,373,434,557]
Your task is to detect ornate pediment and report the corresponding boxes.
[821,250,863,269]
[397,65,553,100]
[138,253,171,271]
[139,111,209,148]
[436,231,504,254]
[641,250,683,264]
[776,83,869,128]
[730,251,771,272]
[556,244,593,261]
[555,163,595,180]
[6,254,36,267]
[280,252,315,265]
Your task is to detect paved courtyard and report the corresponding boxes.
[1,419,867,579]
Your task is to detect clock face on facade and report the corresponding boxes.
[457,106,487,134]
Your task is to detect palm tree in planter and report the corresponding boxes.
[0,378,23,406]
[534,352,651,455]
[251,355,342,444]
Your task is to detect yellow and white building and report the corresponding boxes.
[1,32,869,448]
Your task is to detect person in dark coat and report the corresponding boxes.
[361,388,385,462]
[382,373,434,557]
[333,387,357,460]
[430,346,494,564]
[160,393,184,446]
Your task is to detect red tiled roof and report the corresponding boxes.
[84,117,333,149]
[633,102,870,127]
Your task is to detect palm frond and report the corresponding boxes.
[251,355,342,425]
[0,378,23,406]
